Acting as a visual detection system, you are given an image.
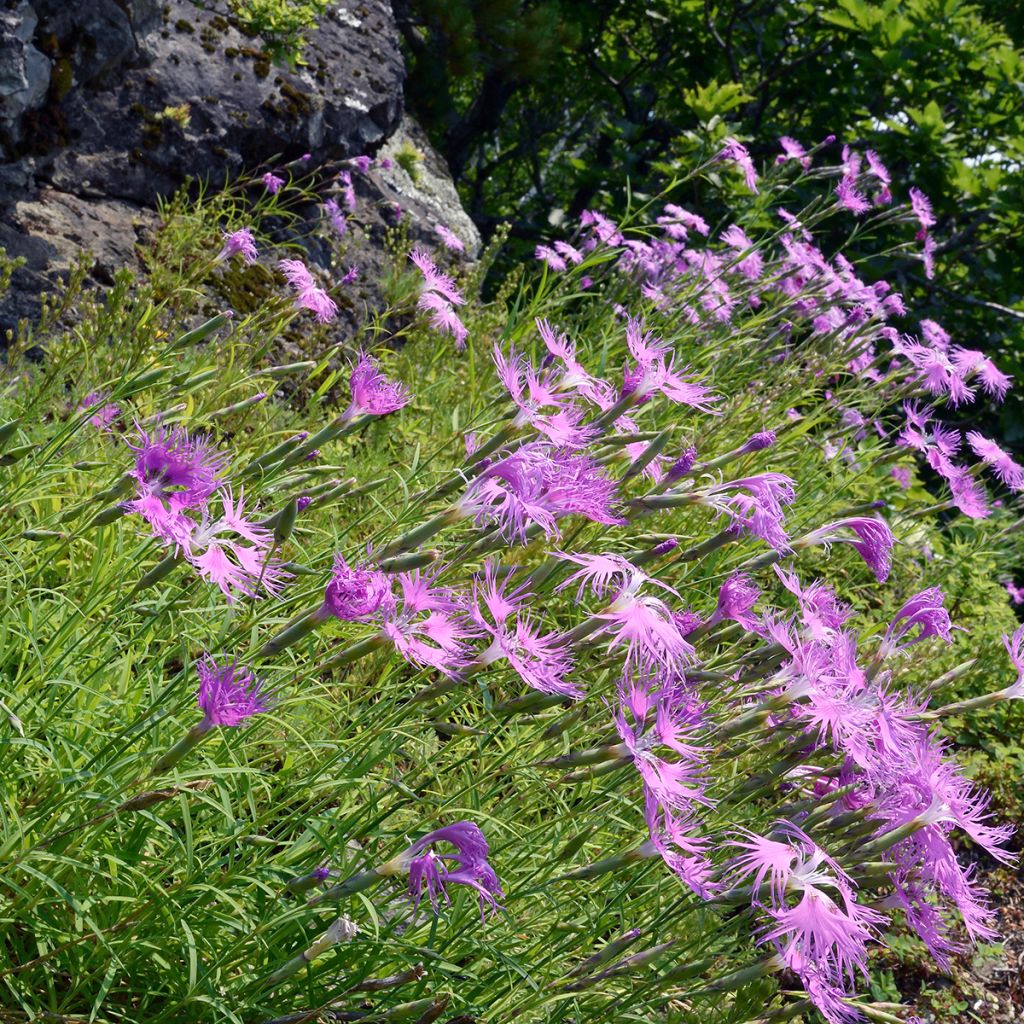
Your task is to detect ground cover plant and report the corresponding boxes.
[0,140,1022,1024]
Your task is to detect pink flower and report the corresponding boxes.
[217,228,258,264]
[344,351,411,420]
[278,259,338,324]
[196,657,268,727]
[435,223,465,252]
[717,136,759,192]
[80,391,120,430]
[535,244,566,271]
[966,432,1024,490]
[556,552,695,675]
[380,571,476,678]
[410,248,468,349]
[181,490,291,602]
[456,443,625,544]
[908,187,936,238]
[621,318,720,412]
[777,136,810,169]
[472,562,577,697]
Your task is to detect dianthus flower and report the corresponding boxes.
[471,561,577,697]
[435,223,464,252]
[621,318,720,411]
[196,657,269,727]
[181,489,291,602]
[391,821,502,919]
[125,424,227,542]
[966,431,1024,490]
[80,391,120,430]
[908,187,935,238]
[278,259,338,324]
[217,227,258,264]
[777,136,811,169]
[556,552,695,675]
[493,345,596,448]
[881,588,955,655]
[343,351,410,421]
[707,573,763,632]
[704,473,797,552]
[320,554,394,622]
[409,248,468,349]
[262,172,285,194]
[798,516,894,582]
[717,136,759,192]
[456,443,625,544]
[379,571,476,678]
[322,198,347,237]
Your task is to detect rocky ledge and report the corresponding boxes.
[0,0,478,335]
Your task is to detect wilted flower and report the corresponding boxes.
[392,820,502,918]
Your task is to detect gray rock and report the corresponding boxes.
[376,115,481,258]
[0,0,416,330]
[0,2,50,146]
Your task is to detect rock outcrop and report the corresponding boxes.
[0,0,477,337]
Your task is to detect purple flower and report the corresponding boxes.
[344,351,411,420]
[799,516,895,582]
[535,244,567,271]
[891,466,911,489]
[882,588,955,654]
[472,561,578,697]
[557,552,696,675]
[456,443,625,544]
[380,571,476,678]
[657,203,709,239]
[908,186,935,238]
[1004,582,1024,606]
[717,136,759,192]
[196,657,268,727]
[741,429,776,453]
[322,198,347,237]
[217,228,258,265]
[705,473,797,552]
[125,424,227,540]
[338,170,357,212]
[400,821,502,918]
[278,259,338,324]
[435,223,465,252]
[321,554,393,622]
[262,172,285,194]
[707,573,762,632]
[349,155,372,174]
[80,391,120,430]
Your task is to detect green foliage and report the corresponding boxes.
[224,0,330,65]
